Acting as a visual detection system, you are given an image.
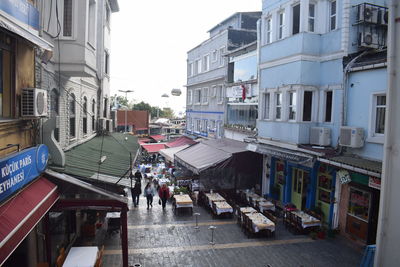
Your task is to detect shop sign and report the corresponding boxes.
[337,169,351,184]
[368,177,381,190]
[0,144,48,202]
[0,0,39,30]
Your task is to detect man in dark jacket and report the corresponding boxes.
[134,170,142,183]
[132,182,142,207]
[158,184,170,210]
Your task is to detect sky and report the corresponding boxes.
[109,0,262,117]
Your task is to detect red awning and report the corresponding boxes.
[138,138,151,145]
[166,136,197,148]
[0,177,59,265]
[141,143,166,153]
[149,135,165,142]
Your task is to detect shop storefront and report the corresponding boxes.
[0,145,56,266]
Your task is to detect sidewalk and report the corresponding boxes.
[101,192,363,267]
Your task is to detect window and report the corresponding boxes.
[186,117,192,131]
[209,120,216,132]
[265,18,272,44]
[309,3,315,32]
[275,93,282,119]
[292,4,300,35]
[217,85,224,104]
[88,0,96,46]
[278,12,285,39]
[195,119,201,132]
[63,0,73,37]
[202,88,209,104]
[324,91,333,122]
[105,5,110,27]
[348,188,370,221]
[69,94,76,138]
[212,50,218,62]
[201,119,208,134]
[263,93,270,120]
[104,51,109,75]
[288,91,297,120]
[373,94,386,135]
[103,98,108,118]
[203,55,210,72]
[329,1,337,31]
[187,90,193,105]
[83,96,88,134]
[303,91,313,121]
[0,44,13,118]
[50,89,60,142]
[194,89,201,104]
[210,86,217,98]
[195,59,201,74]
[219,47,225,66]
[188,62,193,77]
[92,99,96,131]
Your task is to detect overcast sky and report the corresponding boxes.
[109,0,261,117]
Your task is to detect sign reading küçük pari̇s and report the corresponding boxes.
[0,144,48,202]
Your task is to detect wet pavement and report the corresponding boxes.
[101,191,363,267]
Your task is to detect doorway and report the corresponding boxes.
[292,168,309,210]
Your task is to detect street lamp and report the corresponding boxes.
[119,90,134,133]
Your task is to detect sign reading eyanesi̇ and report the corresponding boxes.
[0,144,48,202]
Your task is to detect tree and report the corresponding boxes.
[111,95,131,109]
[161,107,174,118]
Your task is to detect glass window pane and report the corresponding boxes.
[375,107,385,134]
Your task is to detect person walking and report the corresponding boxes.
[134,169,142,183]
[132,181,142,207]
[144,182,155,209]
[158,183,170,210]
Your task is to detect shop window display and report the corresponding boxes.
[348,188,370,221]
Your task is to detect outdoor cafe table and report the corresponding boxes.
[245,212,275,233]
[212,200,233,215]
[173,194,193,209]
[292,210,322,228]
[62,246,99,267]
[205,192,225,207]
[239,207,257,214]
[257,200,276,212]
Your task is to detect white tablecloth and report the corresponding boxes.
[63,246,98,267]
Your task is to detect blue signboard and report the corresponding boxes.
[0,144,48,203]
[0,0,39,30]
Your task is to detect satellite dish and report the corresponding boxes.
[171,88,182,96]
[161,93,169,97]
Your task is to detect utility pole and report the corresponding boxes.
[119,90,134,133]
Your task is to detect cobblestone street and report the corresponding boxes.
[101,192,363,267]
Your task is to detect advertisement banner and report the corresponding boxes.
[0,0,39,30]
[0,144,48,203]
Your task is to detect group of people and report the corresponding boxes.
[130,170,170,210]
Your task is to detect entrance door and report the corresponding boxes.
[292,168,309,210]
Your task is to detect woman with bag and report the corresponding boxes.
[158,184,170,210]
[144,182,155,209]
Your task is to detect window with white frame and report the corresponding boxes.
[203,55,210,72]
[212,50,218,62]
[217,85,224,104]
[63,0,73,37]
[275,93,282,119]
[202,88,209,104]
[195,59,201,74]
[266,17,272,44]
[324,91,333,122]
[288,91,297,120]
[263,93,270,120]
[201,119,208,134]
[210,120,216,132]
[219,47,225,66]
[104,51,109,75]
[329,1,337,31]
[187,90,193,105]
[188,62,193,77]
[278,11,285,39]
[88,0,96,46]
[194,89,201,104]
[372,94,386,135]
[309,3,316,32]
[210,86,217,98]
[302,91,313,121]
[292,4,300,35]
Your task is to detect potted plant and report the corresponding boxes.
[317,226,327,239]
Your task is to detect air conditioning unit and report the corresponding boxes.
[358,4,379,24]
[99,118,107,130]
[379,9,389,26]
[359,32,379,49]
[310,127,331,146]
[339,127,364,148]
[21,88,48,117]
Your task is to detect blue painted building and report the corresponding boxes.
[250,0,388,245]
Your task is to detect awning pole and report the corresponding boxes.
[121,206,128,267]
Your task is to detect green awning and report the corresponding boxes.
[59,133,139,183]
